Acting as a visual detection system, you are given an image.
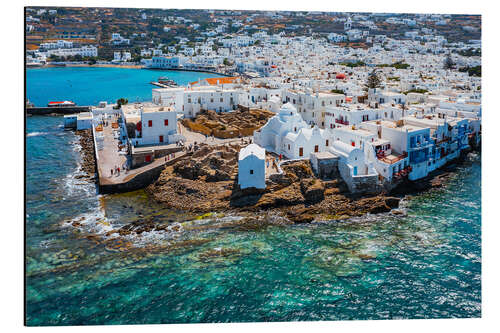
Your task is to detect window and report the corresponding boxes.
[148,120,152,127]
[314,145,319,152]
[164,119,169,126]
[288,144,290,150]
[250,169,254,175]
[210,98,214,103]
[326,140,329,146]
[299,147,303,157]
[188,98,191,103]
[220,98,223,102]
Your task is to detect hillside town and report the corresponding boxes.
[29,7,481,203]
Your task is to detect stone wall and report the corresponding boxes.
[99,154,189,194]
[312,158,339,180]
[338,161,380,194]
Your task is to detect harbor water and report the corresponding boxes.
[25,67,481,325]
[26,67,221,107]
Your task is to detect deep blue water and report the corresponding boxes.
[25,67,481,326]
[26,67,220,106]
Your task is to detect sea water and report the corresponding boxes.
[25,67,481,325]
[26,67,221,106]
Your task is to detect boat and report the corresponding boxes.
[47,101,76,107]
[158,76,177,86]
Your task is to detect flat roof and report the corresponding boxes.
[142,106,175,113]
[311,151,338,159]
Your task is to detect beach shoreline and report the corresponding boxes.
[31,63,233,76]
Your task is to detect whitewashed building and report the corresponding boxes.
[254,103,329,159]
[238,144,266,189]
[128,106,181,146]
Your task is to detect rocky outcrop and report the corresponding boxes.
[75,129,96,182]
[300,178,325,203]
[147,145,405,222]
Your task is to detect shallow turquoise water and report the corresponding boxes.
[25,68,481,326]
[26,67,221,106]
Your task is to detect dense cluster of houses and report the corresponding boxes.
[46,10,480,193]
[147,68,480,192]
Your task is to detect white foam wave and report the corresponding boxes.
[27,131,49,137]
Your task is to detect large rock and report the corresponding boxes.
[281,160,314,179]
[205,169,231,182]
[255,183,304,208]
[384,197,400,209]
[300,178,325,203]
[369,202,391,214]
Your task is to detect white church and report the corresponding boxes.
[253,103,329,159]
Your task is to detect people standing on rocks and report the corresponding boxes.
[110,169,113,177]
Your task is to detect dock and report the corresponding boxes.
[27,106,91,115]
[92,119,185,194]
[150,81,178,88]
[150,81,169,88]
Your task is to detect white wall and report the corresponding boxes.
[238,154,266,189]
[138,110,178,145]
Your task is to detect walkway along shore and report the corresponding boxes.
[91,120,185,194]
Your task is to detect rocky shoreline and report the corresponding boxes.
[145,143,479,225]
[66,144,478,249]
[143,143,404,224]
[75,129,96,183]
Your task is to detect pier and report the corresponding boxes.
[92,119,185,194]
[27,106,91,115]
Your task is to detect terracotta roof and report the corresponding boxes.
[190,77,238,86]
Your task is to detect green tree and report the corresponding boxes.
[444,54,455,70]
[365,69,382,90]
[117,98,129,107]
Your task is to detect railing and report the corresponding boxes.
[393,165,412,179]
[378,151,407,164]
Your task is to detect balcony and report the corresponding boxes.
[378,151,407,164]
[393,165,412,179]
[335,119,349,125]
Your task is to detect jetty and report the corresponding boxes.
[27,106,91,115]
[91,118,184,194]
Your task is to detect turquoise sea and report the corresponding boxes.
[26,67,220,106]
[25,67,481,326]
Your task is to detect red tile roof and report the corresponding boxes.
[190,77,238,86]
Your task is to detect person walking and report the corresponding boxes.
[111,169,113,176]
